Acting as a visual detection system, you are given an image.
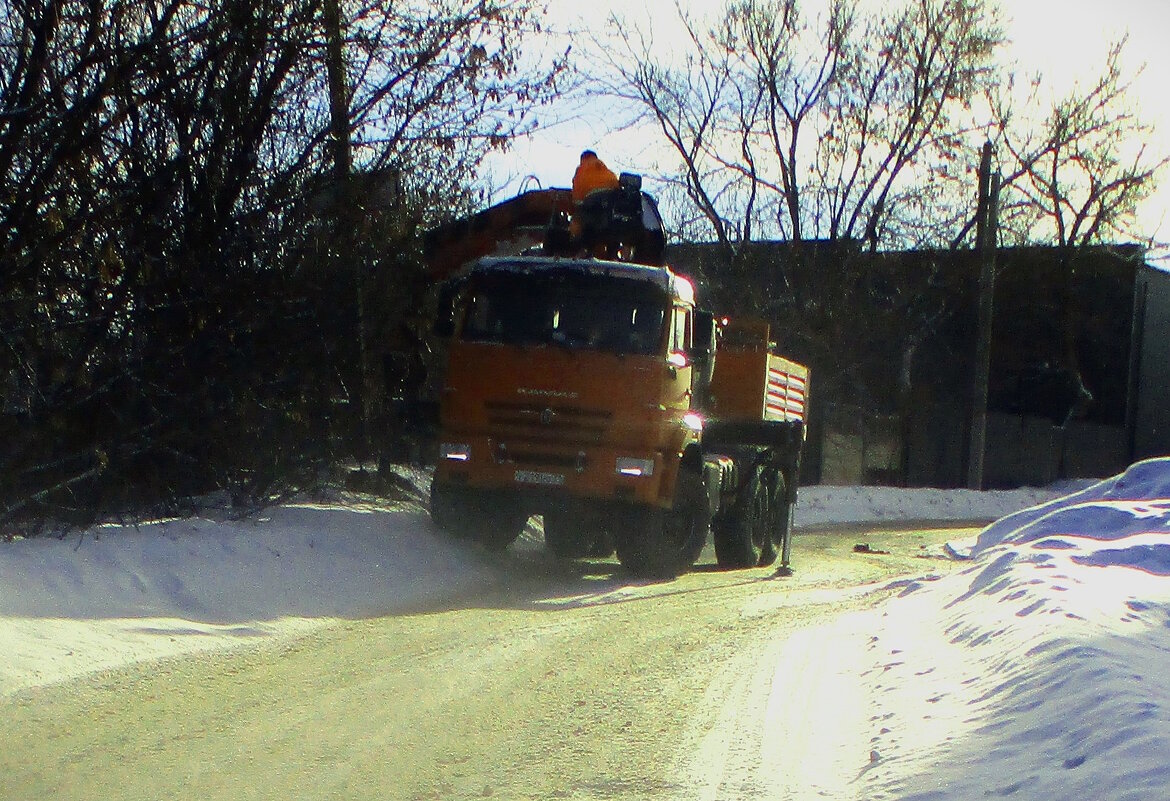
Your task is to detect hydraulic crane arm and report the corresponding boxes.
[422,189,574,283]
[422,176,667,283]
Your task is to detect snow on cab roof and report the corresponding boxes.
[472,255,696,305]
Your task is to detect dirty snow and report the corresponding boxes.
[4,460,1170,799]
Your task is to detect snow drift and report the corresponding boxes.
[861,458,1170,800]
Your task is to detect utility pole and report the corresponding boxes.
[968,141,999,490]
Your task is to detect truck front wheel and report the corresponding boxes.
[543,510,615,559]
[429,481,527,551]
[615,468,709,578]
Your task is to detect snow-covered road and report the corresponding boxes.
[0,477,1060,697]
[4,461,1170,800]
[0,520,965,800]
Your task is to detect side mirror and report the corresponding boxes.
[692,309,715,359]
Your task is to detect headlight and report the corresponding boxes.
[440,443,471,461]
[682,412,704,432]
[616,457,655,477]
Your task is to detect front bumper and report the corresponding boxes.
[434,434,678,511]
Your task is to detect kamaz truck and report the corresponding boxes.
[422,178,809,577]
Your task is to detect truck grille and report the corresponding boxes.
[484,401,611,446]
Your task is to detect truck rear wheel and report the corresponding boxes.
[615,469,709,578]
[429,481,527,551]
[714,469,785,569]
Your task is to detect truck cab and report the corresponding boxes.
[431,256,707,568]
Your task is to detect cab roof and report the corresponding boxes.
[471,256,695,305]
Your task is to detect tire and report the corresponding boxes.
[429,481,527,551]
[615,468,709,578]
[714,467,766,569]
[714,468,785,569]
[543,510,614,559]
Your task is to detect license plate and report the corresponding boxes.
[514,470,565,486]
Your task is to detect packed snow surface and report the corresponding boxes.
[4,460,1170,799]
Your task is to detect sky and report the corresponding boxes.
[5,460,1170,797]
[483,0,1170,257]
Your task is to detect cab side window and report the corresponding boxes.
[670,307,691,354]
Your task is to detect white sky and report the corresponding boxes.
[484,0,1170,253]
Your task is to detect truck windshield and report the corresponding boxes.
[460,272,668,356]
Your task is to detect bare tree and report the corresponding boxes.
[593,0,1002,253]
[725,0,853,244]
[816,0,1001,250]
[589,0,1001,422]
[987,38,1168,418]
[993,38,1168,253]
[310,0,567,461]
[591,6,744,249]
[0,0,563,525]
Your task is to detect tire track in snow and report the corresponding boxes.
[674,603,880,800]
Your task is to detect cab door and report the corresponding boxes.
[664,305,693,412]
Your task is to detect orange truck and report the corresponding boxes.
[422,180,809,577]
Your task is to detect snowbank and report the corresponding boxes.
[860,458,1170,799]
[794,483,1078,528]
[0,497,504,694]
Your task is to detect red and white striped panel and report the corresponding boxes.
[765,367,807,422]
